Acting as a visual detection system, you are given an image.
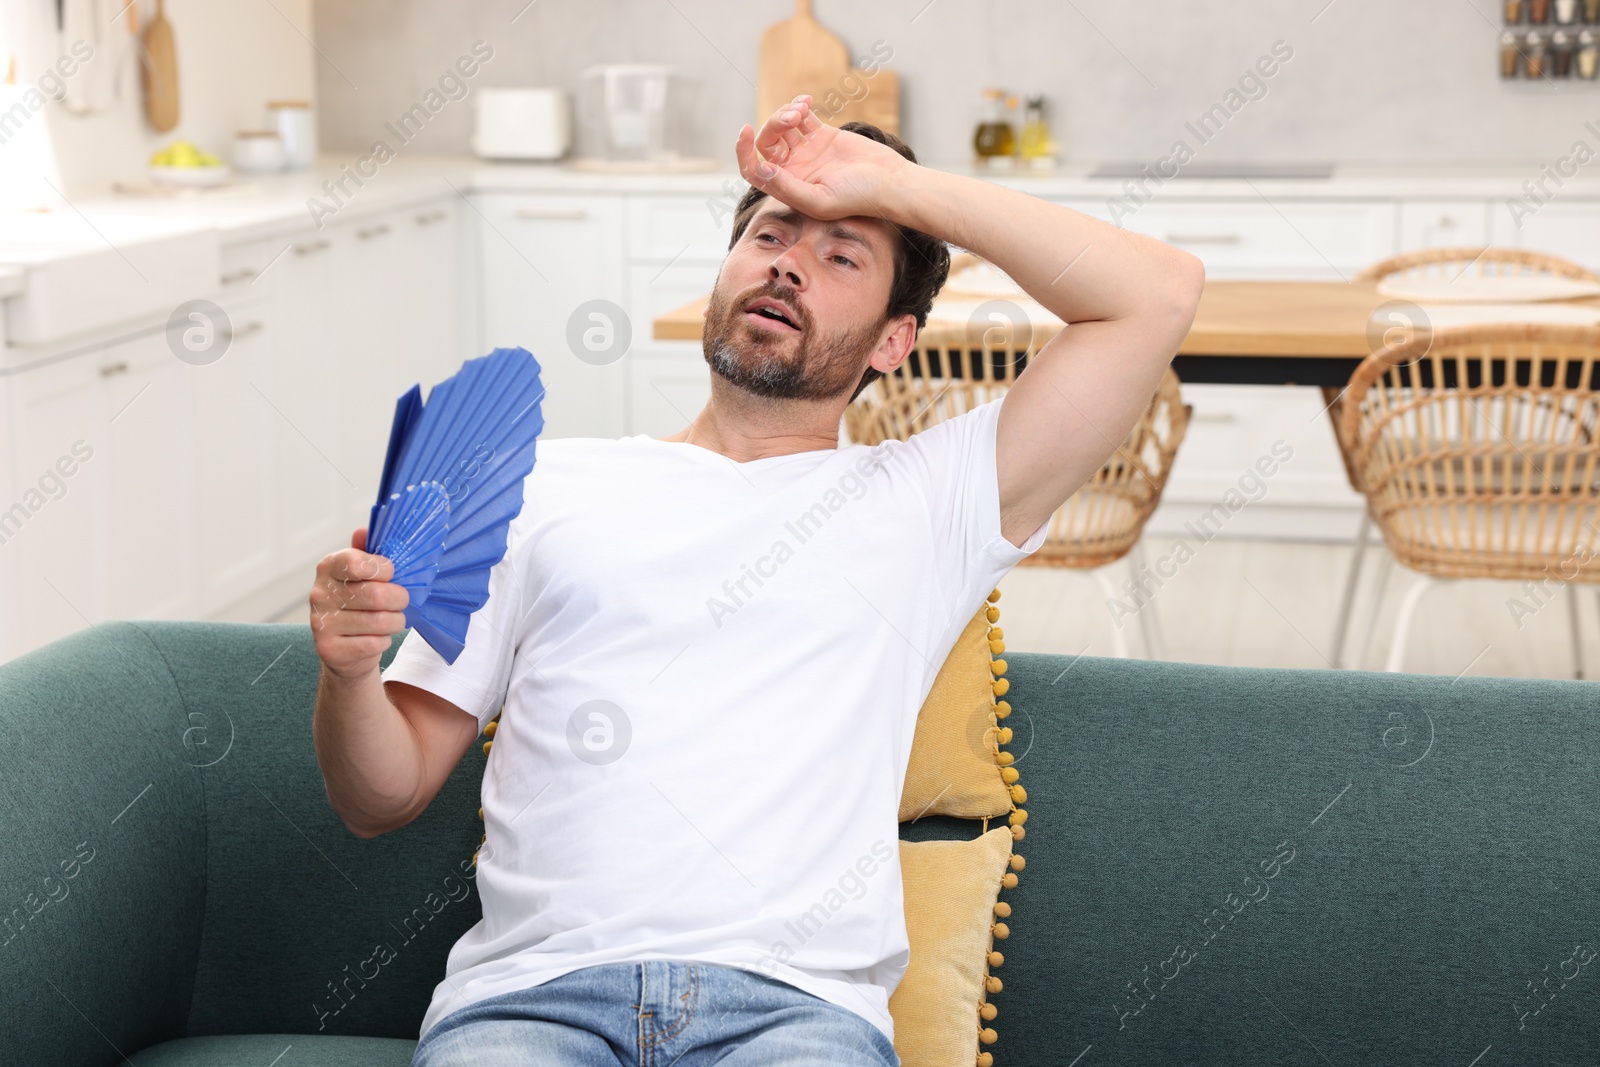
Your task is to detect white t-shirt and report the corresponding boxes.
[380,393,1049,1045]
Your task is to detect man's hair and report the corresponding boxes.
[726,121,951,403]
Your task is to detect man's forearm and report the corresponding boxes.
[886,165,1195,325]
[312,668,425,837]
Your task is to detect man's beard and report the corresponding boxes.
[702,279,886,402]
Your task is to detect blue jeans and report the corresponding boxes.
[410,959,902,1067]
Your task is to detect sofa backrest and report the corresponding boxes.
[906,651,1599,1065]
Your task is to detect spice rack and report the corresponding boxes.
[1502,0,1600,79]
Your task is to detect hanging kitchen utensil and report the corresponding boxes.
[367,347,545,665]
[756,1,899,135]
[758,0,848,123]
[141,0,179,131]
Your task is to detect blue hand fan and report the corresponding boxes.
[367,347,544,664]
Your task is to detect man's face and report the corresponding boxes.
[703,199,900,401]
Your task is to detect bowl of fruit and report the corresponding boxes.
[149,140,231,186]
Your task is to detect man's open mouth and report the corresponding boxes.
[744,298,802,332]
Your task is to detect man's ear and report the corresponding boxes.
[868,314,919,375]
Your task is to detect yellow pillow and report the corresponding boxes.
[899,589,1021,822]
[891,826,1022,1067]
[893,587,1029,1067]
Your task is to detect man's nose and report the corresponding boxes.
[768,246,806,289]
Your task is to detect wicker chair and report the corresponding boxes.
[844,270,1192,659]
[1337,323,1600,675]
[1327,247,1600,669]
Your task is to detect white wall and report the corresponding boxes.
[309,0,1585,169]
[1,0,315,198]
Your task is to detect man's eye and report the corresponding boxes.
[833,256,855,267]
[756,233,778,244]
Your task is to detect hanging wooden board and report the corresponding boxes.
[141,0,179,132]
[757,0,899,136]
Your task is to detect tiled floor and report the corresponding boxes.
[271,537,1598,681]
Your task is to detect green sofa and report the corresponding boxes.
[3,620,1596,1066]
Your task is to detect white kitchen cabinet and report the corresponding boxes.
[188,294,278,618]
[624,258,719,436]
[256,229,351,564]
[476,193,627,440]
[5,350,108,654]
[407,201,466,384]
[99,331,196,623]
[626,194,733,262]
[1397,200,1490,252]
[1112,200,1398,279]
[1487,201,1600,272]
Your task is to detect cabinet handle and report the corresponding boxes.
[415,209,448,225]
[1165,233,1242,245]
[357,223,392,240]
[1436,216,1456,228]
[292,239,330,256]
[515,206,588,220]
[234,321,264,339]
[1192,411,1239,423]
[99,360,129,378]
[221,268,258,285]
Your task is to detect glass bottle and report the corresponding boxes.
[1018,93,1057,168]
[1506,0,1524,20]
[973,88,1016,165]
[1530,0,1551,21]
[1578,29,1598,76]
[1585,0,1600,22]
[1556,0,1578,22]
[1552,28,1575,73]
[1525,30,1548,76]
[1502,31,1524,76]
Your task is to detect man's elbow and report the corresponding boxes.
[1152,248,1205,340]
[1170,248,1206,311]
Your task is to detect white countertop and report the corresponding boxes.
[0,154,1585,268]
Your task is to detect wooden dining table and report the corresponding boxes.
[651,279,1600,388]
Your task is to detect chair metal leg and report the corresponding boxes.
[1091,569,1132,659]
[1354,550,1393,671]
[1331,510,1372,670]
[1128,542,1168,661]
[1384,575,1436,673]
[1568,586,1585,681]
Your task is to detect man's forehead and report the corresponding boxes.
[750,200,891,256]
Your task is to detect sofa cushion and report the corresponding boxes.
[891,827,1018,1067]
[133,1034,414,1066]
[899,592,1016,822]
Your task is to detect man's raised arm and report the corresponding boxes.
[736,96,1206,547]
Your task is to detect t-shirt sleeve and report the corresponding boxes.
[379,537,525,735]
[897,393,1050,624]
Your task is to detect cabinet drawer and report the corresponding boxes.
[1114,200,1398,279]
[1488,201,1600,273]
[1397,200,1489,252]
[627,195,735,262]
[628,261,721,347]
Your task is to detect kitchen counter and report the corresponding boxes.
[6,155,1584,262]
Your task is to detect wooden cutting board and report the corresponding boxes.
[757,0,899,136]
[142,0,179,132]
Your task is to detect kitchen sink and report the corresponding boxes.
[0,210,220,346]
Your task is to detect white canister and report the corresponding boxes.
[232,130,287,173]
[472,88,570,161]
[268,100,317,169]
